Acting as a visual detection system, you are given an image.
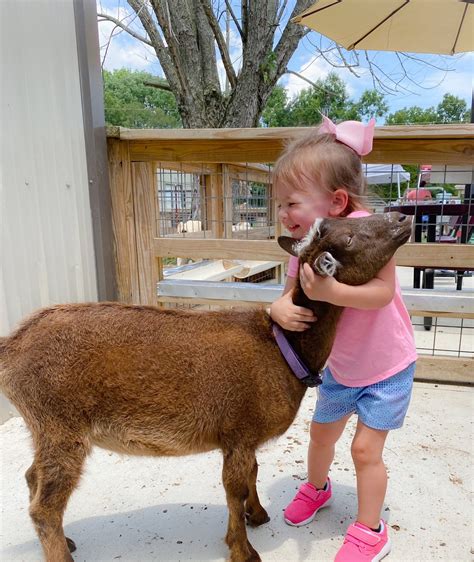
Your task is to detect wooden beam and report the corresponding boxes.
[127,138,474,165]
[132,161,160,305]
[415,355,473,384]
[368,139,474,165]
[226,163,271,184]
[222,164,233,238]
[155,161,217,174]
[107,138,140,303]
[154,238,287,261]
[156,296,267,307]
[395,243,474,269]
[208,166,224,238]
[115,124,474,164]
[165,226,276,239]
[153,239,474,269]
[410,310,474,319]
[112,124,474,141]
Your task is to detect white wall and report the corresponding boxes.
[0,0,98,422]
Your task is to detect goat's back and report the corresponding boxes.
[0,303,304,455]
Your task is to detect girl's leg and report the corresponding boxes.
[351,419,389,529]
[308,414,352,489]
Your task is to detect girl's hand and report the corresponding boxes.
[300,262,341,304]
[300,259,396,309]
[270,288,317,331]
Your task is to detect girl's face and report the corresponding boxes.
[276,181,333,239]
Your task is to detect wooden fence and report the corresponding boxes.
[107,124,474,383]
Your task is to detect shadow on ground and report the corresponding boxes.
[2,476,358,562]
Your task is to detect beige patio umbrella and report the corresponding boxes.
[293,0,473,55]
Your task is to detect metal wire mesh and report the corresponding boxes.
[155,161,473,358]
[155,163,276,240]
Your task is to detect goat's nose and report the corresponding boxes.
[386,211,409,223]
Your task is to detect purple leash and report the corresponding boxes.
[272,323,322,387]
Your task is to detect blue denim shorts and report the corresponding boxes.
[313,362,415,430]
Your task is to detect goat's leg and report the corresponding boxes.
[245,458,270,527]
[25,462,38,502]
[29,439,88,561]
[26,458,76,553]
[222,448,261,562]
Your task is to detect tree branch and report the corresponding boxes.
[143,80,172,92]
[199,0,237,89]
[127,0,184,98]
[334,43,360,77]
[225,0,243,39]
[363,51,418,95]
[98,12,153,46]
[275,0,289,28]
[272,0,315,81]
[242,0,248,43]
[285,69,339,97]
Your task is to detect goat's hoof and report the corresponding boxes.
[245,541,261,562]
[228,543,261,562]
[245,509,270,527]
[66,537,77,553]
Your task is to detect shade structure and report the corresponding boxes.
[363,163,410,185]
[293,0,474,55]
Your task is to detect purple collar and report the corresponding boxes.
[272,323,322,387]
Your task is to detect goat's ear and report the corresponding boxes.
[278,236,299,257]
[314,251,340,277]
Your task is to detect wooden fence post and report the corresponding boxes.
[132,161,160,305]
[107,138,140,303]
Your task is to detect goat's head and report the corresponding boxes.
[278,212,412,285]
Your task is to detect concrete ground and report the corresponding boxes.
[1,382,472,562]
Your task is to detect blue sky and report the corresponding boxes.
[97,1,472,121]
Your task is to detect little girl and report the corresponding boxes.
[270,116,417,562]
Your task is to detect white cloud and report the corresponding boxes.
[282,44,472,115]
[283,56,333,98]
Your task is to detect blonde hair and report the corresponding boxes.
[272,129,368,216]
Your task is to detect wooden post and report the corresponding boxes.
[271,179,285,283]
[152,164,164,287]
[208,164,224,238]
[107,138,140,303]
[222,164,233,238]
[132,161,160,305]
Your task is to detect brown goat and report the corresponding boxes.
[0,212,411,562]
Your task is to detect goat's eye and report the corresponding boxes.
[346,236,353,246]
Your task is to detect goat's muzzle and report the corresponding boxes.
[385,212,412,244]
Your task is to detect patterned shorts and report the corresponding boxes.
[313,362,416,430]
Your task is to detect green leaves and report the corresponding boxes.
[103,69,182,128]
[261,73,388,127]
[386,94,469,125]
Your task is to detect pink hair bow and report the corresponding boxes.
[319,115,376,156]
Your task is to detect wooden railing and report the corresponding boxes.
[107,124,474,383]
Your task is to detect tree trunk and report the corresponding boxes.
[121,0,315,128]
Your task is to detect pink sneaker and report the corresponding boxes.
[283,479,332,526]
[334,520,391,562]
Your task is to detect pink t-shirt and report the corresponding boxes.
[287,211,417,387]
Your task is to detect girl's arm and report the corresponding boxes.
[269,275,317,331]
[299,258,396,309]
